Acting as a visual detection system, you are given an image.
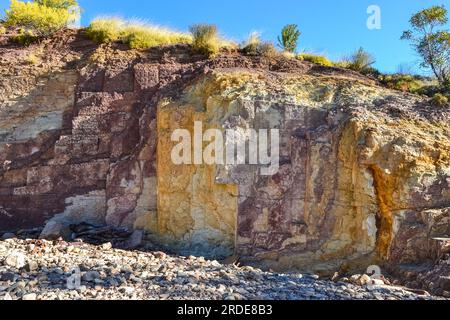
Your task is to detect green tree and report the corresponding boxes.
[34,0,78,9]
[401,5,450,84]
[277,24,300,53]
[4,0,80,38]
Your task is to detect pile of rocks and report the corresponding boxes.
[0,237,447,301]
[393,257,450,297]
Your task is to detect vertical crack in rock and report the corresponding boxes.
[370,165,395,260]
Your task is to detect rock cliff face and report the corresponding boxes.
[0,30,449,274]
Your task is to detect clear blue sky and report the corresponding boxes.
[1,0,449,74]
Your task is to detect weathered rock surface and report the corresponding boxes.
[0,30,449,287]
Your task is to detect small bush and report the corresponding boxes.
[0,25,6,35]
[278,24,300,53]
[241,33,279,59]
[241,32,261,56]
[431,93,449,107]
[258,42,279,59]
[342,47,376,72]
[12,28,38,45]
[380,74,423,93]
[122,21,192,49]
[25,53,40,65]
[360,66,381,78]
[86,17,192,49]
[86,17,124,43]
[333,60,350,69]
[4,0,76,36]
[190,24,220,57]
[297,53,333,67]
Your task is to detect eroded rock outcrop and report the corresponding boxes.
[0,30,449,277]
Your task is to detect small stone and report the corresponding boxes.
[40,220,71,240]
[153,251,166,260]
[3,293,12,300]
[350,274,362,284]
[125,230,144,249]
[371,279,385,286]
[211,260,221,268]
[5,251,26,269]
[77,285,87,293]
[359,274,371,286]
[217,284,227,293]
[22,293,37,300]
[0,272,16,282]
[101,242,112,250]
[120,287,135,295]
[82,271,101,282]
[25,261,39,272]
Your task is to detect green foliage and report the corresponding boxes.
[12,28,38,45]
[333,60,351,69]
[0,25,6,35]
[343,47,376,72]
[277,24,300,53]
[401,5,449,84]
[34,0,78,9]
[360,66,381,78]
[190,24,220,57]
[123,22,192,49]
[4,0,76,37]
[241,32,261,56]
[431,92,449,107]
[86,17,123,43]
[258,42,279,59]
[25,53,40,65]
[86,17,192,49]
[297,53,333,67]
[379,74,423,93]
[241,32,279,58]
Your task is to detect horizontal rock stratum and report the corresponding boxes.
[0,30,449,275]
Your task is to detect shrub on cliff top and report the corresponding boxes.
[341,47,376,72]
[379,74,423,93]
[241,31,261,56]
[297,53,333,67]
[86,17,123,44]
[12,28,38,45]
[122,21,192,49]
[189,24,221,57]
[431,93,449,107]
[4,0,77,37]
[258,42,279,59]
[86,17,192,50]
[241,32,279,59]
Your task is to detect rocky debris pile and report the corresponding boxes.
[39,222,130,244]
[0,238,447,301]
[393,256,450,298]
